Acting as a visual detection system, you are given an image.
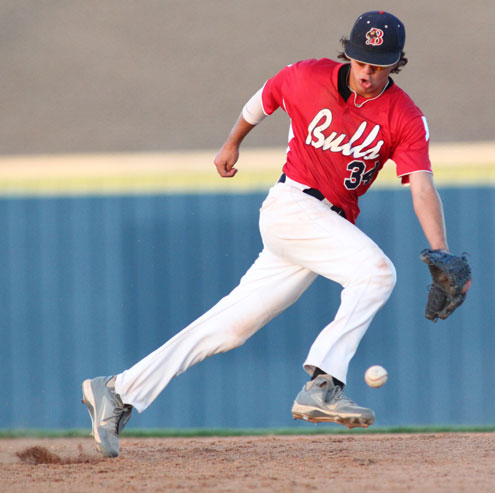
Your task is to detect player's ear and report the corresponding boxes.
[389,62,400,74]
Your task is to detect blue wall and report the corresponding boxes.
[0,187,492,429]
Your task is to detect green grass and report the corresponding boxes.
[1,425,495,439]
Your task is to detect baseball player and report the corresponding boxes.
[82,11,464,457]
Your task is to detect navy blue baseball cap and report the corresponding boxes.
[344,11,406,66]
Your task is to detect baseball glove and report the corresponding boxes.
[420,249,472,322]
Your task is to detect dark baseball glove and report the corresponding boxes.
[420,249,472,322]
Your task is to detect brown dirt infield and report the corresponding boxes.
[1,433,494,492]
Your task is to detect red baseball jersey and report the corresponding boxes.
[261,58,431,223]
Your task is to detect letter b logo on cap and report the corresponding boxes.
[366,28,384,46]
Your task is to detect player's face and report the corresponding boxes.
[348,59,396,98]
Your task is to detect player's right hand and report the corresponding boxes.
[214,144,239,178]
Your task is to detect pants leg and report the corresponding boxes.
[115,248,316,412]
[259,183,397,384]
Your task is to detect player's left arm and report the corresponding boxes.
[410,171,472,321]
[409,170,473,321]
[408,171,449,251]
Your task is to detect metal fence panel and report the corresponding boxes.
[0,187,491,429]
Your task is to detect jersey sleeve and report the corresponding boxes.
[261,64,295,116]
[392,114,432,184]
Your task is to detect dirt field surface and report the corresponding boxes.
[1,433,495,492]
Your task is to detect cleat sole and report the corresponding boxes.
[292,410,374,429]
[82,380,103,450]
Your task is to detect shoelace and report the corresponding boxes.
[324,384,357,406]
[106,385,133,434]
[115,405,133,434]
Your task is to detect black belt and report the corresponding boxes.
[278,173,346,219]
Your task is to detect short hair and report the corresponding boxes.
[337,37,408,74]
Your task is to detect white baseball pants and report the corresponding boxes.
[115,178,396,412]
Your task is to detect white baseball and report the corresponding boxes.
[365,365,388,388]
